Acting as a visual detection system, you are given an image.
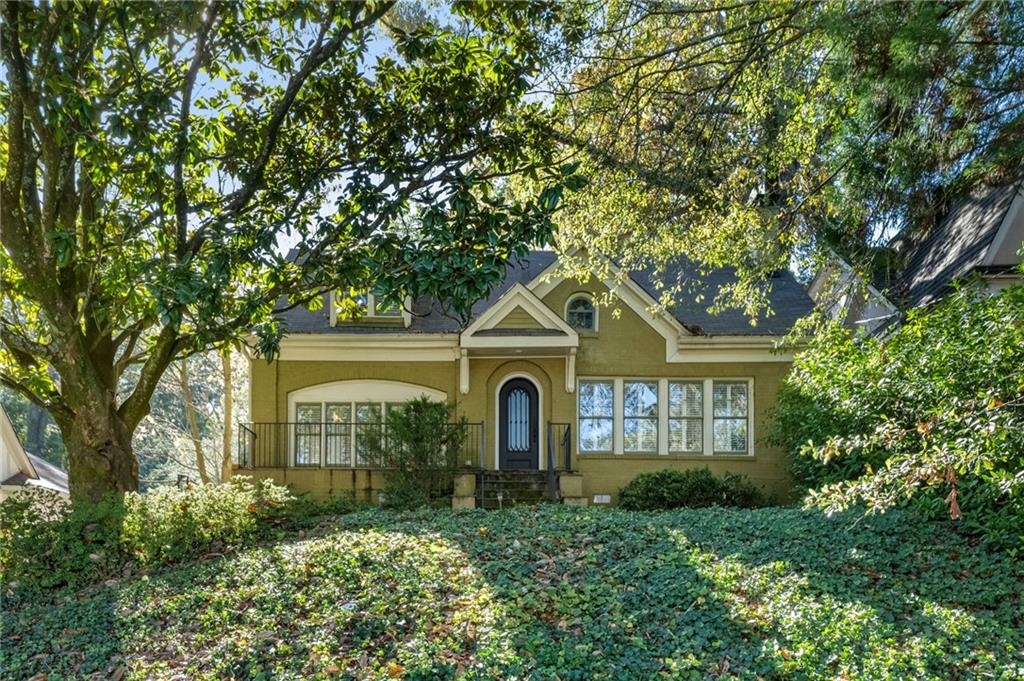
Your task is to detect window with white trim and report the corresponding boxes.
[578,381,614,452]
[333,291,407,322]
[295,402,323,465]
[668,381,703,453]
[566,294,596,331]
[712,381,749,453]
[291,399,406,467]
[577,377,753,456]
[369,294,402,317]
[324,402,352,466]
[624,381,658,452]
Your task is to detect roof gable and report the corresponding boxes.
[462,283,577,342]
[895,182,1022,308]
[493,305,544,330]
[276,249,813,338]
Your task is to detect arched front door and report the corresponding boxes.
[498,378,539,469]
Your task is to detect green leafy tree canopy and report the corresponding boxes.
[1,1,580,500]
[545,0,1024,318]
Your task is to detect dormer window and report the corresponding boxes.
[566,294,596,331]
[368,293,402,317]
[331,291,411,326]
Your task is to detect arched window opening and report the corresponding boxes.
[566,295,596,331]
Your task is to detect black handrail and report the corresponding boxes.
[545,422,573,502]
[235,421,484,469]
[546,426,558,501]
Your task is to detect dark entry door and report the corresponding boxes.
[499,378,539,469]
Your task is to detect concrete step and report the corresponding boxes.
[476,470,557,508]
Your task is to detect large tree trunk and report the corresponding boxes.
[58,399,139,503]
[51,328,178,503]
[220,348,234,483]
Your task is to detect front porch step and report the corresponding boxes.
[476,470,556,509]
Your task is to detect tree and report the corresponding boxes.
[132,349,246,487]
[1,1,580,501]
[772,278,1024,551]
[544,1,1024,317]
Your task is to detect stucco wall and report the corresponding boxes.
[249,357,459,423]
[241,467,387,503]
[541,277,794,503]
[248,273,796,503]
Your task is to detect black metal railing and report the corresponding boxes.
[545,422,573,501]
[547,422,572,471]
[237,421,484,469]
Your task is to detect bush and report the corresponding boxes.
[771,279,1024,552]
[0,476,358,594]
[371,397,468,509]
[0,489,123,592]
[119,476,297,563]
[618,468,767,511]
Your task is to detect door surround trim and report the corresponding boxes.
[493,372,544,471]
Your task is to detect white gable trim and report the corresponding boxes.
[1,406,36,482]
[983,187,1024,266]
[276,334,460,362]
[462,282,579,340]
[527,252,695,361]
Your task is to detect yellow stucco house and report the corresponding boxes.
[239,251,814,506]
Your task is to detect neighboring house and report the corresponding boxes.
[809,182,1024,334]
[0,406,69,501]
[238,251,814,505]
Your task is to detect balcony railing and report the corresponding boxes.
[237,421,485,469]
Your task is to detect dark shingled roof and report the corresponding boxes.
[2,452,69,495]
[277,250,813,337]
[634,260,815,336]
[891,182,1022,309]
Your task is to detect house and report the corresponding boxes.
[237,251,814,506]
[0,406,69,501]
[809,182,1024,334]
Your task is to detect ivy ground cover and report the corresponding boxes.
[3,506,1022,680]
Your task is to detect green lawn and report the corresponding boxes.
[3,506,1022,680]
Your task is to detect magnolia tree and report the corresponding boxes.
[1,1,580,501]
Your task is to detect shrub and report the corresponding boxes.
[618,468,767,511]
[119,476,297,563]
[371,397,469,509]
[771,279,1024,552]
[0,488,123,592]
[0,476,358,594]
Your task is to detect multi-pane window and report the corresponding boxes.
[624,381,658,452]
[292,401,406,467]
[355,402,383,466]
[294,403,322,465]
[324,403,352,466]
[566,295,596,331]
[668,382,703,453]
[334,291,404,320]
[578,381,614,452]
[713,382,749,453]
[577,378,753,456]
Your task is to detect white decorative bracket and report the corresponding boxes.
[565,348,576,393]
[459,348,470,394]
